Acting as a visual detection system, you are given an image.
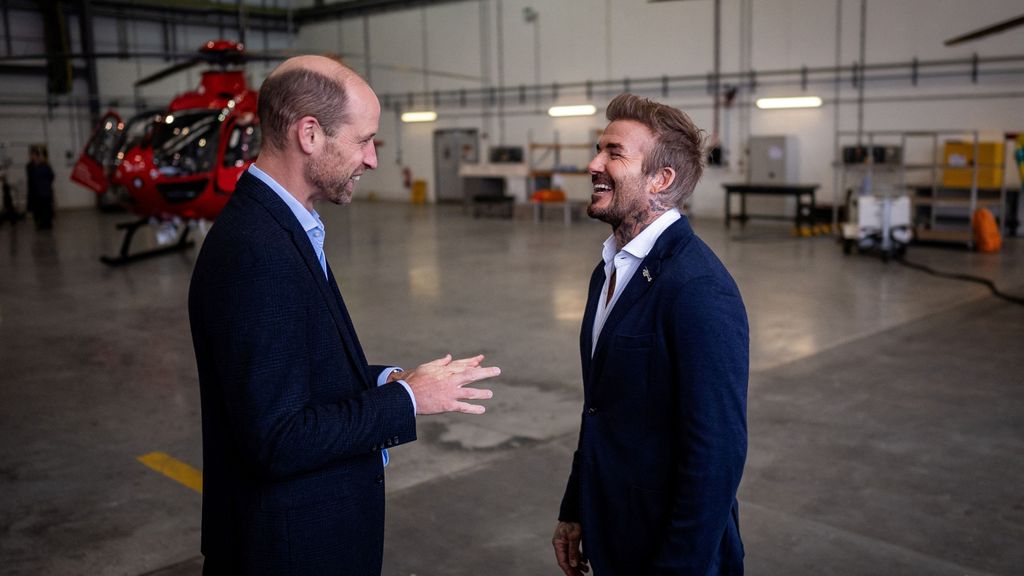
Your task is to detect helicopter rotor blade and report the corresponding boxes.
[944,14,1024,46]
[135,57,204,87]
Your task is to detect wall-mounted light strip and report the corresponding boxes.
[755,96,823,110]
[548,104,597,118]
[401,111,438,123]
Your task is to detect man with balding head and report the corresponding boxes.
[189,56,500,575]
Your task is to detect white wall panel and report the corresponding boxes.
[752,0,838,69]
[348,0,1023,215]
[425,2,483,91]
[864,0,1024,61]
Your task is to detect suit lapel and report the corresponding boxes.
[579,261,605,387]
[295,233,372,389]
[239,173,371,388]
[326,261,372,387]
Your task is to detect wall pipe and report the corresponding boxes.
[831,0,843,231]
[3,0,12,56]
[496,0,505,144]
[856,0,866,145]
[369,54,1024,112]
[711,0,720,147]
[77,0,101,124]
[3,88,1023,115]
[478,0,491,150]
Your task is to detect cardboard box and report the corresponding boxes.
[943,141,1004,189]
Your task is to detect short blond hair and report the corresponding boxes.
[606,93,706,205]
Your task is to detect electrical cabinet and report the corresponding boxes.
[748,136,798,183]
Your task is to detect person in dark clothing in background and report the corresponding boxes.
[26,145,55,230]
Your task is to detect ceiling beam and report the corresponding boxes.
[293,0,474,24]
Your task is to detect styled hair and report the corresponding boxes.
[258,67,349,151]
[605,93,706,205]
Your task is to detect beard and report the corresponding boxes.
[306,141,354,205]
[587,172,650,228]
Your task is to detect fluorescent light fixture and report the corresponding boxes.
[548,104,597,118]
[401,111,438,123]
[755,96,823,110]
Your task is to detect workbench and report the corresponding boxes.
[722,182,820,229]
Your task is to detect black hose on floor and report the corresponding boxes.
[898,258,1024,306]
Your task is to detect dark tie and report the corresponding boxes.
[605,266,617,306]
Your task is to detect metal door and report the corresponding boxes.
[433,129,479,202]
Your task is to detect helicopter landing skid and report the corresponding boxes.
[100,218,194,266]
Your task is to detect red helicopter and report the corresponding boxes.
[72,40,262,265]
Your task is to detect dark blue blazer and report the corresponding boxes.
[559,216,748,575]
[189,172,416,575]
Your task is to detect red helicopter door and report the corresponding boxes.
[71,111,125,194]
[216,115,261,194]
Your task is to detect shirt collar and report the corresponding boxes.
[602,208,681,265]
[248,164,323,234]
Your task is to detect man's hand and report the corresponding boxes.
[402,354,498,415]
[553,521,588,575]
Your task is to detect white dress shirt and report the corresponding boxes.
[592,208,681,355]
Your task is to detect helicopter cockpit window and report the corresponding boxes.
[85,115,125,167]
[223,123,262,168]
[117,111,160,163]
[151,110,220,177]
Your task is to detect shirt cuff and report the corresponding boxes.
[377,366,417,414]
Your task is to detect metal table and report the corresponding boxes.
[722,182,819,229]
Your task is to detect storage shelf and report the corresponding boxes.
[915,229,972,242]
[911,197,1003,208]
[836,162,1003,171]
[834,130,1017,248]
[528,136,595,208]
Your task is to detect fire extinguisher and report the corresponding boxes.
[402,167,412,189]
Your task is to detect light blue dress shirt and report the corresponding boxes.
[248,164,327,278]
[247,165,416,467]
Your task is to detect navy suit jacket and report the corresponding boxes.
[559,216,748,575]
[188,172,416,575]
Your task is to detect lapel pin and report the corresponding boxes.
[642,267,653,283]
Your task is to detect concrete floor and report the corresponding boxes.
[1,203,1022,575]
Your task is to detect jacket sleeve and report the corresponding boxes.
[558,437,584,522]
[193,243,416,480]
[652,277,749,574]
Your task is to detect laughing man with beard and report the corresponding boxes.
[552,93,749,576]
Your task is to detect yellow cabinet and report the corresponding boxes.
[943,141,1004,188]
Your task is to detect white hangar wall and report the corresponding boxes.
[0,0,1021,214]
[295,0,1023,216]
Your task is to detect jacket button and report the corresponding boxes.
[587,407,597,416]
[375,474,384,485]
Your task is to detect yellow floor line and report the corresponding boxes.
[137,451,203,493]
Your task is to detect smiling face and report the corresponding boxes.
[306,81,380,205]
[587,119,658,229]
